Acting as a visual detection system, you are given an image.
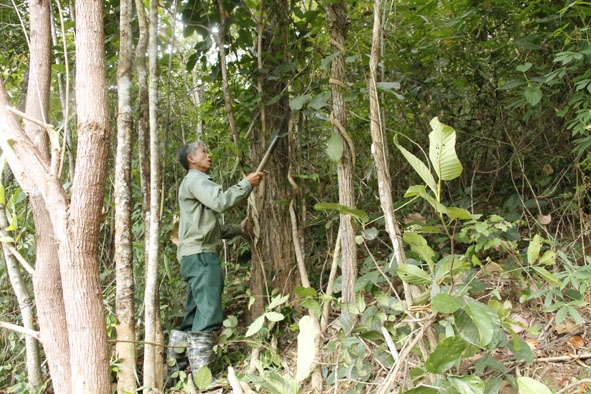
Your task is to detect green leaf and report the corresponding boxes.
[527,234,543,265]
[308,91,330,110]
[507,337,534,364]
[313,202,369,225]
[192,366,213,390]
[403,232,435,269]
[524,84,543,106]
[265,311,285,322]
[516,62,533,72]
[425,335,467,374]
[404,185,448,215]
[326,132,343,162]
[268,294,290,310]
[538,250,555,266]
[289,94,309,110]
[463,298,496,347]
[376,81,404,99]
[402,387,440,394]
[397,264,432,285]
[448,375,485,394]
[532,266,562,287]
[516,377,552,394]
[395,140,438,195]
[295,286,318,298]
[245,315,265,337]
[429,117,463,182]
[445,207,473,220]
[432,293,461,314]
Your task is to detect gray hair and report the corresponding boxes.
[178,140,208,170]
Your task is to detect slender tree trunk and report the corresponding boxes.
[368,0,420,304]
[143,0,163,389]
[0,207,43,391]
[135,0,150,211]
[63,0,112,391]
[23,1,72,392]
[326,2,357,305]
[114,0,137,390]
[249,0,296,320]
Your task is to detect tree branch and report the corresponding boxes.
[0,229,35,275]
[0,321,41,341]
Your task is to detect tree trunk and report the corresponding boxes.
[23,1,72,392]
[143,0,163,389]
[135,0,151,211]
[114,0,137,389]
[63,0,112,391]
[326,2,357,305]
[250,0,296,319]
[368,0,420,304]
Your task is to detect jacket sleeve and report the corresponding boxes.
[188,175,252,213]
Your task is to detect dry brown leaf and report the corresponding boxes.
[567,335,586,349]
[525,338,539,350]
[555,319,578,335]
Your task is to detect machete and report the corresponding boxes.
[255,113,290,173]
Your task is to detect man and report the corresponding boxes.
[167,141,263,382]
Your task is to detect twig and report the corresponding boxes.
[0,320,41,341]
[0,229,35,275]
[534,352,591,363]
[556,378,591,394]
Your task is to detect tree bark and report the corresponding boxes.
[114,0,137,389]
[143,0,163,389]
[368,0,420,304]
[24,1,72,392]
[326,2,357,305]
[249,0,296,319]
[64,0,112,391]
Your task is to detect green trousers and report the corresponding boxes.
[179,252,224,332]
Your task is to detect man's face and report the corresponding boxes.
[189,145,212,173]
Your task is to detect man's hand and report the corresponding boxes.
[245,172,264,187]
[240,217,249,235]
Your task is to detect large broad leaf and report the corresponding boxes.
[431,293,462,314]
[395,141,438,195]
[314,202,369,225]
[245,315,265,337]
[462,297,497,347]
[326,132,343,162]
[429,117,463,182]
[425,335,467,374]
[527,234,543,264]
[397,263,432,285]
[448,375,485,394]
[403,232,435,270]
[404,185,448,215]
[516,377,552,394]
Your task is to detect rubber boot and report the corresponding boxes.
[165,329,189,388]
[187,331,217,374]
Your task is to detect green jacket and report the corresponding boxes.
[177,169,252,260]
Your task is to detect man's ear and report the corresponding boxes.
[186,151,196,165]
